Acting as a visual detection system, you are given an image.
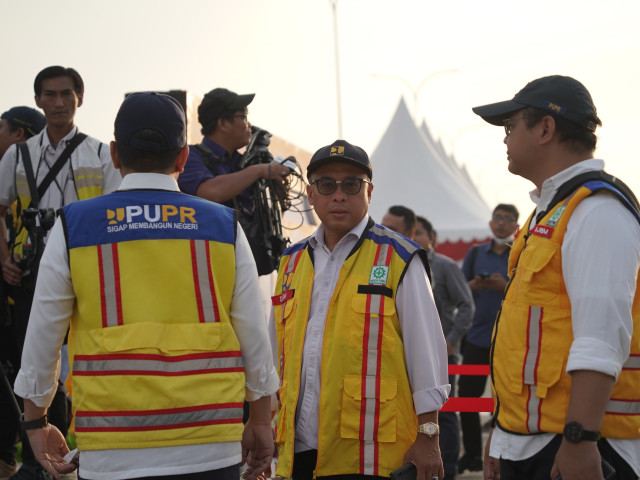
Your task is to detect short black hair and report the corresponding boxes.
[116,129,182,172]
[523,106,599,154]
[493,203,519,222]
[34,66,84,97]
[416,215,433,236]
[387,205,416,232]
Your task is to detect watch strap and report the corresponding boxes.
[19,414,48,431]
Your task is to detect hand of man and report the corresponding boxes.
[2,254,24,285]
[550,440,604,480]
[241,420,274,480]
[403,434,444,480]
[26,424,76,479]
[483,428,500,480]
[485,273,508,292]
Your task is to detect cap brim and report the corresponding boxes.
[472,99,527,126]
[229,93,255,110]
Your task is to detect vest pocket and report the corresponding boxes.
[340,375,397,442]
[517,244,560,303]
[101,322,222,353]
[348,294,398,352]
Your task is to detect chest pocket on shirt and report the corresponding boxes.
[348,290,398,353]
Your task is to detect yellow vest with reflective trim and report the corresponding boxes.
[273,222,425,478]
[493,185,640,437]
[13,134,104,257]
[63,191,245,450]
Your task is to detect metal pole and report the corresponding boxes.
[330,0,343,138]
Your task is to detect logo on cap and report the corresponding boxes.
[547,102,563,114]
[330,146,344,156]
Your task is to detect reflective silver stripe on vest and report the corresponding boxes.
[623,354,640,370]
[606,399,640,415]
[526,385,541,433]
[192,239,219,323]
[99,243,120,327]
[75,403,243,431]
[523,306,542,385]
[360,242,391,475]
[73,354,243,375]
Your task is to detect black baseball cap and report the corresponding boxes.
[307,139,372,180]
[198,88,255,135]
[114,92,186,152]
[1,106,46,138]
[472,75,601,132]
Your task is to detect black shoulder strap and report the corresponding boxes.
[193,143,225,173]
[536,170,640,224]
[468,244,479,276]
[18,143,39,207]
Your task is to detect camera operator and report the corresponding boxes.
[0,106,45,480]
[178,88,292,274]
[0,66,120,480]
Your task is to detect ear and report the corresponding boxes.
[539,116,555,144]
[217,117,230,134]
[306,183,314,206]
[34,94,42,109]
[12,127,27,143]
[366,181,374,204]
[76,92,84,108]
[175,145,189,173]
[110,141,122,171]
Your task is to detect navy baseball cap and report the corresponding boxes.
[1,106,46,138]
[307,139,372,180]
[198,88,254,134]
[472,75,601,132]
[114,92,186,152]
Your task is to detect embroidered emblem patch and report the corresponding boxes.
[531,224,554,239]
[369,266,389,285]
[547,206,566,227]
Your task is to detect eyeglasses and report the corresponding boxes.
[232,114,248,122]
[502,115,528,136]
[492,214,516,224]
[310,177,371,195]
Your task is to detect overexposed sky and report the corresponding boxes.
[2,0,639,221]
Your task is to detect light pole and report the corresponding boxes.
[329,0,343,138]
[371,69,459,120]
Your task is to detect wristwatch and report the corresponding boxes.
[417,422,440,437]
[563,421,601,443]
[19,414,48,431]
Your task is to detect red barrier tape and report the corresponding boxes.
[447,364,490,375]
[440,397,494,412]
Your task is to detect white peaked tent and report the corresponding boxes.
[369,98,492,260]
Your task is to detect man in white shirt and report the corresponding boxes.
[0,66,120,480]
[270,140,449,480]
[473,75,640,480]
[14,92,279,480]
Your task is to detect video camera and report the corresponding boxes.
[17,207,56,290]
[239,127,300,275]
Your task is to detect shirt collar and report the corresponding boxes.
[118,173,180,191]
[309,215,370,250]
[40,126,78,151]
[529,158,604,217]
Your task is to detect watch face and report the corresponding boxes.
[425,423,437,435]
[564,421,583,442]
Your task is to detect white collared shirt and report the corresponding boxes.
[269,215,450,452]
[14,173,280,479]
[490,159,640,475]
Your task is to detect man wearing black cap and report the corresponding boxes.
[0,106,46,480]
[473,75,640,480]
[178,88,290,213]
[13,92,279,480]
[270,140,449,480]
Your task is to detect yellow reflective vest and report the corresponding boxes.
[62,190,245,450]
[492,182,640,437]
[273,220,429,478]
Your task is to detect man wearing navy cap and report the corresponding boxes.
[0,105,46,479]
[270,140,449,480]
[14,92,279,480]
[473,76,640,479]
